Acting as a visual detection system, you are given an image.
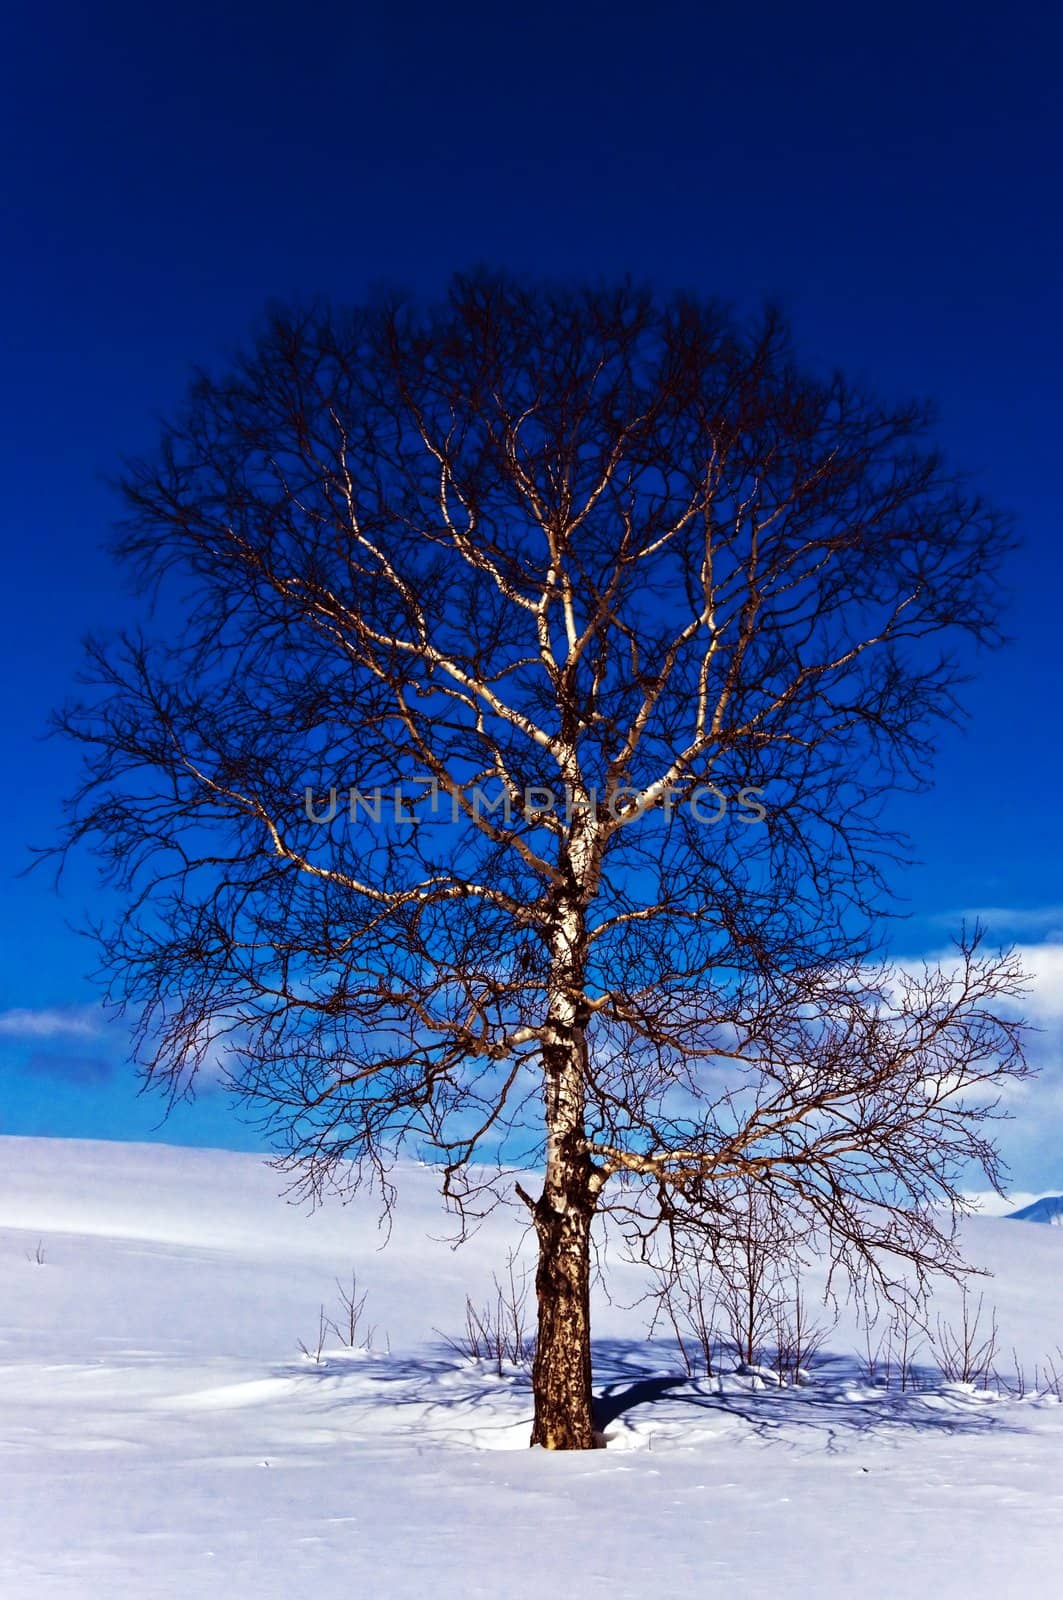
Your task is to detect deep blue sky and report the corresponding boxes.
[2,0,1061,1178]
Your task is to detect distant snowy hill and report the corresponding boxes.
[1008,1194,1063,1225]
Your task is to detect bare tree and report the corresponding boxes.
[50,275,1029,1449]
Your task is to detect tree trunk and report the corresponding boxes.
[528,811,603,1449]
[529,1137,597,1449]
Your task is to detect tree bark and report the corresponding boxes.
[528,870,601,1449]
[518,728,606,1451]
[528,1119,597,1449]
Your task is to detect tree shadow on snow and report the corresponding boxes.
[272,1338,1031,1450]
[589,1339,1027,1445]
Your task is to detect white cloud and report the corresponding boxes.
[936,904,1063,935]
[1010,943,1063,1024]
[0,1005,104,1040]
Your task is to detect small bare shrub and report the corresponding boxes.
[329,1271,379,1349]
[648,1251,723,1379]
[440,1250,531,1375]
[298,1270,384,1362]
[932,1287,998,1387]
[771,1273,835,1384]
[857,1317,891,1387]
[890,1299,926,1393]
[297,1303,330,1364]
[995,1348,1028,1399]
[714,1189,789,1370]
[1035,1350,1063,1400]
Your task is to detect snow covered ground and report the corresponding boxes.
[2,1135,1063,1597]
